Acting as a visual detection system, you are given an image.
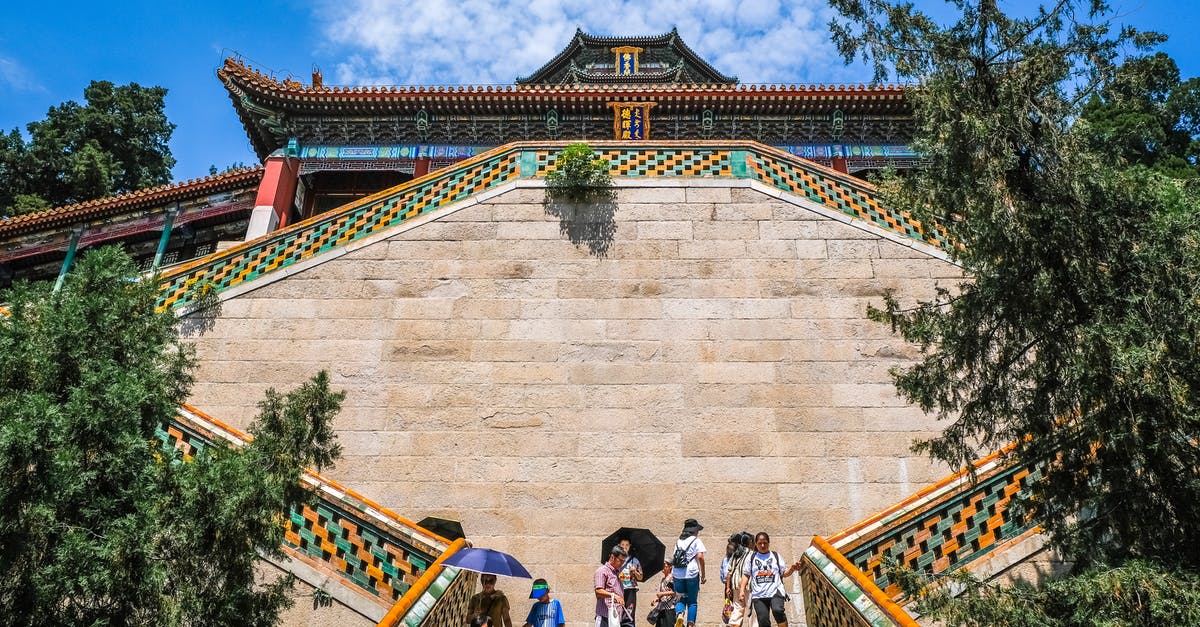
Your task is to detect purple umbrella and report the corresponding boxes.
[441,547,532,578]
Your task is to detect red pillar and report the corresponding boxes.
[414,157,432,178]
[246,155,300,239]
[831,156,849,174]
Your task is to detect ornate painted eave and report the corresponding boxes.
[220,57,902,111]
[220,57,910,156]
[220,57,905,100]
[516,27,737,85]
[0,167,263,239]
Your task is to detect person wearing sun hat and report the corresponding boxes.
[670,519,706,627]
[522,578,565,627]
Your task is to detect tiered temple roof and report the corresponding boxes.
[218,29,912,160]
[516,27,738,85]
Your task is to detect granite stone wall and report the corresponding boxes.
[185,182,964,625]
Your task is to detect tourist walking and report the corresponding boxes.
[467,574,514,627]
[522,578,566,627]
[719,536,736,586]
[595,545,629,627]
[723,533,753,627]
[647,562,678,627]
[617,538,643,618]
[670,518,706,627]
[737,533,801,627]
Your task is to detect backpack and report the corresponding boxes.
[672,537,697,568]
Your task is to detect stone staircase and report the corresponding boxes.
[153,142,1046,625]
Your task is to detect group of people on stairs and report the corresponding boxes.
[464,518,802,627]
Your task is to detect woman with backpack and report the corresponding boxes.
[670,519,706,627]
[737,533,801,627]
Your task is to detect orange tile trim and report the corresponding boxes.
[827,442,1018,547]
[377,537,469,627]
[157,146,517,283]
[811,536,920,627]
[177,404,451,545]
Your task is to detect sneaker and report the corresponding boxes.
[674,615,684,627]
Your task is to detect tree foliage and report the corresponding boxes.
[829,0,1200,571]
[0,81,175,216]
[894,559,1200,626]
[0,247,343,626]
[1081,52,1200,177]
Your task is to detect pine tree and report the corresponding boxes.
[829,0,1200,569]
[0,247,342,626]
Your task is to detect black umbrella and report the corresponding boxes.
[601,527,665,577]
[418,516,465,541]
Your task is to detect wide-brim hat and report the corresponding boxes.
[682,518,703,533]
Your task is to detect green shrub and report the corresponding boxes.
[545,143,611,202]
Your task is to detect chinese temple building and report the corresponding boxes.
[1,29,917,286]
[221,28,919,236]
[0,29,1056,627]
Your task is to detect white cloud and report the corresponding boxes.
[314,0,862,87]
[0,55,42,93]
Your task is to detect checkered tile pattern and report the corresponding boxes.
[285,499,433,601]
[535,148,732,178]
[156,420,213,458]
[399,567,478,627]
[800,456,1042,626]
[841,464,1041,597]
[154,143,953,310]
[798,554,880,627]
[746,152,946,248]
[156,152,521,310]
[155,413,443,605]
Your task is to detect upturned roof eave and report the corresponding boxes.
[220,60,908,104]
[0,167,264,239]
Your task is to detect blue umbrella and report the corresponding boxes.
[442,547,533,578]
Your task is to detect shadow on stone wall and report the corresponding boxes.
[178,283,222,337]
[542,190,618,257]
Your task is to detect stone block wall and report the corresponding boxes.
[185,182,963,625]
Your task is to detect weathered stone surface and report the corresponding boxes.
[185,184,962,624]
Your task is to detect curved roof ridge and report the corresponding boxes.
[0,166,264,237]
[515,29,587,85]
[576,26,680,45]
[516,27,736,85]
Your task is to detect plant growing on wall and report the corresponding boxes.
[545,142,612,202]
[543,143,617,256]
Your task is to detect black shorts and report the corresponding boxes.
[751,594,786,627]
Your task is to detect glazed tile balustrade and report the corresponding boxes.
[155,140,946,312]
[158,406,452,613]
[800,447,1042,626]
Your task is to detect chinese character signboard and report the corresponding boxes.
[608,102,657,140]
[611,46,642,76]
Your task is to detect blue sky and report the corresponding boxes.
[2,0,1197,183]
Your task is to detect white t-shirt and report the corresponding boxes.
[671,536,707,580]
[741,551,785,599]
